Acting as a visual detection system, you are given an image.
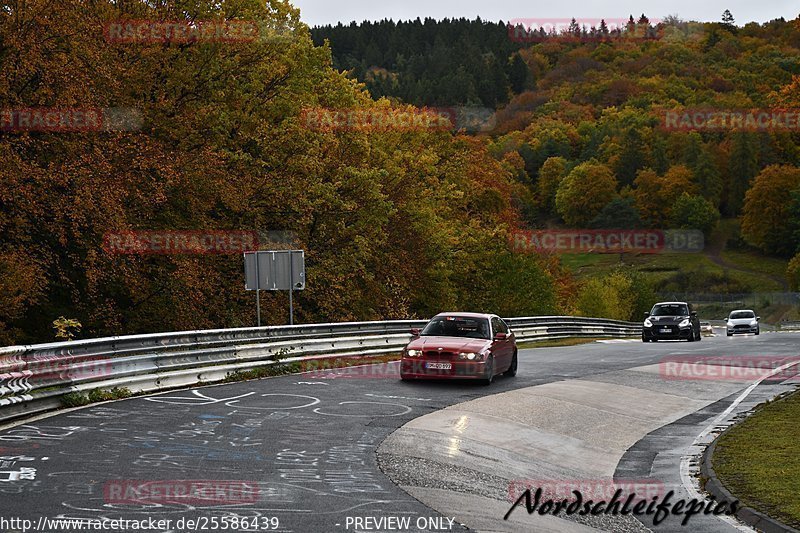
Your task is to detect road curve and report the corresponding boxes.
[0,333,797,533]
[379,334,800,532]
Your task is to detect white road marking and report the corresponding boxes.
[679,359,800,532]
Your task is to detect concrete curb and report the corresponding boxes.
[701,405,800,533]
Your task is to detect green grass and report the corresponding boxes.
[562,251,713,280]
[713,391,800,528]
[561,250,786,292]
[720,250,789,280]
[558,253,619,274]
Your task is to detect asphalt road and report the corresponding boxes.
[0,332,797,533]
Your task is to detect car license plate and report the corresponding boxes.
[426,362,452,370]
[660,328,671,333]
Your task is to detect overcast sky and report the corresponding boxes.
[292,0,798,27]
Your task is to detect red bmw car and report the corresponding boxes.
[400,313,518,385]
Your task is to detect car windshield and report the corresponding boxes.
[421,316,490,339]
[651,304,689,316]
[730,311,755,319]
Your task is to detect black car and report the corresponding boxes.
[642,302,702,342]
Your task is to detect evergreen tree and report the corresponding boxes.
[590,198,643,229]
[725,133,759,216]
[722,10,735,27]
[599,19,610,39]
[617,128,647,187]
[508,54,528,94]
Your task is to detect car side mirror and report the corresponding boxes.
[691,311,697,317]
[757,316,761,321]
[494,332,507,341]
[410,328,421,338]
[643,312,650,318]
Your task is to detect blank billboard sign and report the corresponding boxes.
[244,250,305,291]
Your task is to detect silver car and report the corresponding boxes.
[726,310,760,336]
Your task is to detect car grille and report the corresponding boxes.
[424,350,456,359]
[734,324,752,330]
[654,326,681,337]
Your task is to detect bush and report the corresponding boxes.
[61,392,90,408]
[52,317,81,341]
[660,268,749,293]
[789,253,800,291]
[669,193,720,236]
[87,387,132,403]
[576,268,655,321]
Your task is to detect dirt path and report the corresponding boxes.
[705,230,789,290]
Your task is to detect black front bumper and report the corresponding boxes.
[643,326,693,340]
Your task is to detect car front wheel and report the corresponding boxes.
[504,351,518,377]
[480,357,494,386]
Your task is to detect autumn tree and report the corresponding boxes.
[537,156,568,214]
[555,160,618,226]
[741,166,800,256]
[0,0,550,343]
[633,166,697,227]
[669,193,720,237]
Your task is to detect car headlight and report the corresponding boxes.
[644,318,653,327]
[727,321,734,327]
[750,320,758,326]
[679,319,690,328]
[458,352,481,360]
[406,349,422,357]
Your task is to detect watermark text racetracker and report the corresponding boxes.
[104,19,260,44]
[512,229,704,254]
[103,230,259,255]
[659,355,800,382]
[1,107,142,132]
[300,106,496,133]
[507,18,661,43]
[661,108,800,132]
[104,479,260,505]
[507,478,664,503]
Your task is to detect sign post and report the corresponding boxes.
[288,255,294,325]
[255,254,261,326]
[244,250,305,326]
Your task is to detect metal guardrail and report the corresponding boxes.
[0,317,641,424]
[657,292,800,307]
[779,321,800,331]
